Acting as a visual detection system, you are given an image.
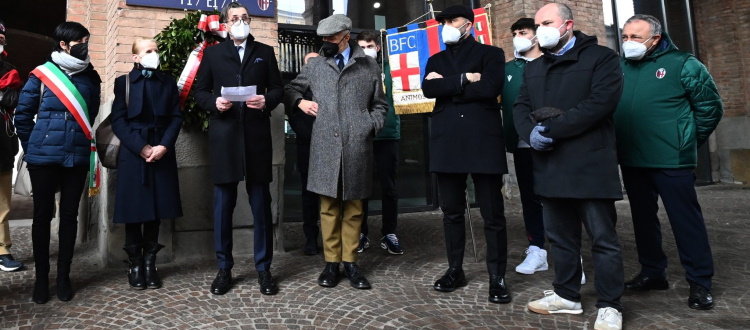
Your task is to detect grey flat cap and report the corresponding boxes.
[317,14,352,36]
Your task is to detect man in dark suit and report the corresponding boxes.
[194,2,283,296]
[421,5,510,304]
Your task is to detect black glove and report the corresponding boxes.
[529,106,565,124]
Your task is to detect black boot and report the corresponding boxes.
[56,262,74,301]
[33,264,50,304]
[143,243,165,289]
[123,244,146,290]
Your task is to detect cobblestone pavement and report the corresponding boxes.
[0,184,748,329]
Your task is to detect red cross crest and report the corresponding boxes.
[258,0,270,11]
[391,52,421,91]
[655,68,666,79]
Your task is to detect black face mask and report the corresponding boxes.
[319,33,349,57]
[69,43,88,61]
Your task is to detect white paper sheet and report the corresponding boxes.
[221,85,257,102]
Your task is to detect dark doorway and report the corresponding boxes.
[0,0,65,84]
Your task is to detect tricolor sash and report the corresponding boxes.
[31,62,100,196]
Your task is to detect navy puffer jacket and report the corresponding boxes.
[15,62,101,167]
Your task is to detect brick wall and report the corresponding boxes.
[67,0,279,104]
[694,0,749,118]
[490,0,606,57]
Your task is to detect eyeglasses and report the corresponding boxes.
[228,16,251,25]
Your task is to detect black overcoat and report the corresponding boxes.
[194,37,283,184]
[421,36,507,174]
[110,69,183,223]
[513,32,623,199]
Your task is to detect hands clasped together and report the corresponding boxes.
[140,144,167,163]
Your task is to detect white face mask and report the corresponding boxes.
[0,45,4,54]
[230,21,250,40]
[441,21,468,45]
[537,22,568,49]
[140,52,160,69]
[363,48,378,59]
[513,36,537,54]
[622,36,653,60]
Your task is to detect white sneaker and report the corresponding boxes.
[594,307,622,330]
[515,248,548,274]
[527,290,583,315]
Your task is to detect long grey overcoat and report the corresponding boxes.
[284,43,387,200]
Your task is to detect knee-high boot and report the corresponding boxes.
[31,223,50,304]
[123,244,146,290]
[143,243,165,289]
[57,218,78,301]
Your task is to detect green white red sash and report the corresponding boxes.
[31,62,100,196]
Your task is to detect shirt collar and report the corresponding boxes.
[552,36,576,56]
[339,45,351,65]
[234,39,248,51]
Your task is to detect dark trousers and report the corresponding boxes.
[542,198,624,310]
[28,165,88,274]
[621,166,714,290]
[362,140,399,237]
[513,148,545,248]
[213,181,273,272]
[125,220,161,246]
[296,142,319,240]
[437,172,507,276]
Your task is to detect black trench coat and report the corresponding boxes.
[193,37,284,185]
[421,36,508,175]
[110,69,183,223]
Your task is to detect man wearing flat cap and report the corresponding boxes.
[285,14,387,290]
[421,5,510,303]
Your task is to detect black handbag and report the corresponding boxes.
[96,74,128,169]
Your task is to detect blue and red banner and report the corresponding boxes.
[386,8,493,114]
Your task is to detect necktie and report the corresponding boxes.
[236,46,243,61]
[335,54,344,71]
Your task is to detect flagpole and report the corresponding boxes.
[426,0,435,20]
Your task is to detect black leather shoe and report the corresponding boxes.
[258,271,279,295]
[318,262,340,287]
[488,275,511,304]
[303,238,318,255]
[433,267,467,292]
[343,262,371,289]
[625,274,669,291]
[210,269,232,295]
[688,282,714,310]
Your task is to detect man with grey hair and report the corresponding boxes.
[285,14,387,290]
[514,3,625,329]
[195,1,284,296]
[615,14,723,311]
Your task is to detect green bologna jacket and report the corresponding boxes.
[377,60,400,141]
[501,58,527,153]
[614,33,723,168]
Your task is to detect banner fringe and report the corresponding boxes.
[395,103,434,115]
